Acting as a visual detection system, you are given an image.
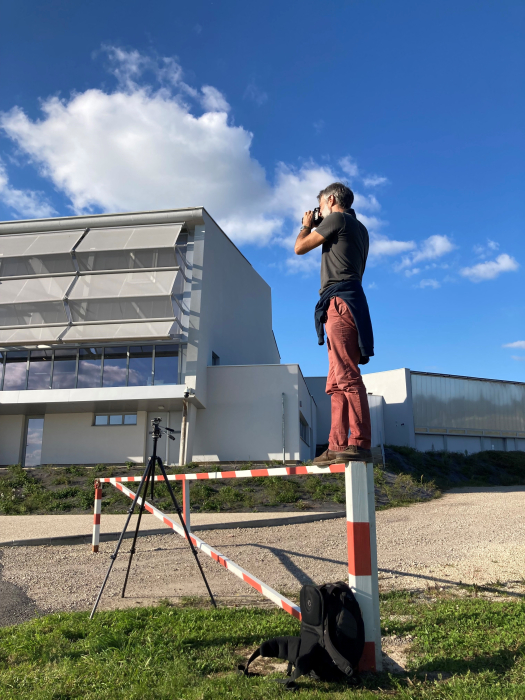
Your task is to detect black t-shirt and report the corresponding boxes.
[314,210,369,293]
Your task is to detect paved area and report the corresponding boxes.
[1,487,524,626]
[0,510,342,545]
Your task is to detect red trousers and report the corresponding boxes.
[325,297,371,451]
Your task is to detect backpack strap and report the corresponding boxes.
[323,629,355,677]
[237,647,262,676]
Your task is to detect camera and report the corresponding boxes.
[312,207,323,227]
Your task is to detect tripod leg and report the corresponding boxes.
[156,457,217,608]
[90,458,153,619]
[120,457,154,598]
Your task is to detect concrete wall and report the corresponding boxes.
[40,411,148,465]
[0,415,25,465]
[192,364,308,462]
[298,368,316,462]
[361,368,416,448]
[186,214,281,410]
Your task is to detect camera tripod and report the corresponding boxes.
[90,417,216,618]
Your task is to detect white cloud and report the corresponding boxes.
[369,236,415,258]
[363,175,388,187]
[367,282,378,289]
[397,235,456,269]
[460,254,519,282]
[418,278,440,289]
[511,356,525,362]
[0,159,55,218]
[243,81,268,106]
[0,46,418,268]
[404,267,420,277]
[473,238,500,258]
[503,341,525,349]
[200,85,230,112]
[339,156,359,179]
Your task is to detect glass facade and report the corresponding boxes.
[153,344,179,385]
[4,351,28,390]
[128,345,153,386]
[52,348,77,389]
[27,350,53,390]
[0,344,181,391]
[102,346,128,387]
[77,347,103,388]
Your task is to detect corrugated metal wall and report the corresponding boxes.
[411,373,525,432]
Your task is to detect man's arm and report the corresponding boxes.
[294,210,325,255]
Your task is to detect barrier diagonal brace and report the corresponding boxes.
[111,479,301,620]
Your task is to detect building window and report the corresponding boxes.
[211,352,220,366]
[3,351,28,391]
[300,413,310,446]
[0,344,180,392]
[153,344,178,385]
[102,346,128,388]
[128,345,153,386]
[77,347,103,388]
[52,348,77,389]
[28,349,53,390]
[94,413,137,426]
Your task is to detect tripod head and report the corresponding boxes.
[150,417,177,441]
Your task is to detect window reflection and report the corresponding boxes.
[24,417,45,466]
[103,347,128,388]
[4,351,28,391]
[28,350,53,390]
[52,348,77,389]
[77,348,103,388]
[0,343,180,391]
[154,344,179,385]
[128,345,153,386]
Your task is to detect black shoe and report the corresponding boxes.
[334,446,373,463]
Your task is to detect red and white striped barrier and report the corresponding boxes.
[92,461,381,671]
[92,480,102,553]
[96,464,346,484]
[345,462,382,672]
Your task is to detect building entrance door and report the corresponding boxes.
[24,417,45,467]
[146,412,181,466]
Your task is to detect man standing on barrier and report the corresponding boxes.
[294,182,374,465]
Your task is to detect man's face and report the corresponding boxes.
[319,195,333,219]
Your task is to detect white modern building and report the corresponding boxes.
[0,207,316,467]
[0,207,522,467]
[307,368,525,455]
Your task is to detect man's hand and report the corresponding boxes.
[295,210,324,255]
[302,210,314,228]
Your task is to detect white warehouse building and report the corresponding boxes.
[0,207,523,467]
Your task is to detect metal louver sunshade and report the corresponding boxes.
[0,276,75,304]
[76,224,183,252]
[0,326,68,344]
[61,321,177,342]
[68,270,178,299]
[0,230,84,258]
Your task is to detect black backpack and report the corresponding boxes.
[238,581,365,690]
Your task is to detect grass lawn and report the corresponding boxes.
[1,593,524,699]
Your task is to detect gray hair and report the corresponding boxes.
[317,182,354,209]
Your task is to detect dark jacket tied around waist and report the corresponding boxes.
[314,279,374,365]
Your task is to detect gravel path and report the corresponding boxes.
[1,486,524,623]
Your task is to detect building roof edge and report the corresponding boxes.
[0,206,206,235]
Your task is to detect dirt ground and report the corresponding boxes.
[1,486,524,628]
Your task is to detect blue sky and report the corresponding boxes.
[1,0,523,381]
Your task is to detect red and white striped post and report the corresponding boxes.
[345,461,382,672]
[182,480,191,534]
[92,479,102,553]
